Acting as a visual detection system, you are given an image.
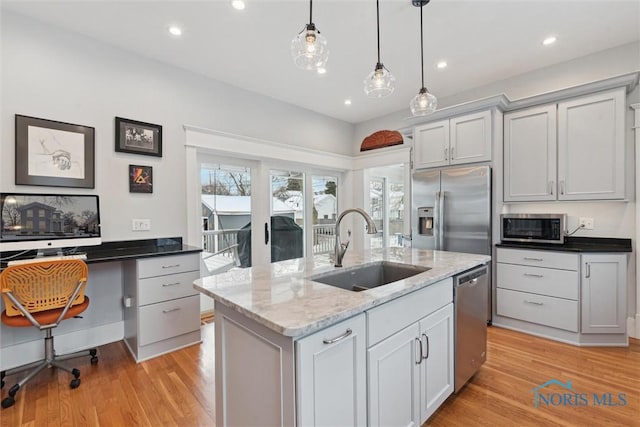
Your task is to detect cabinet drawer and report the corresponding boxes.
[496,248,578,271]
[138,254,199,279]
[367,278,452,347]
[138,295,200,346]
[496,288,578,332]
[497,263,578,300]
[138,270,200,306]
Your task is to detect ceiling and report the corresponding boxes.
[3,0,639,124]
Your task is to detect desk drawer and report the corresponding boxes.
[497,248,578,271]
[497,263,578,300]
[138,295,200,346]
[496,288,578,332]
[138,254,199,279]
[138,270,200,306]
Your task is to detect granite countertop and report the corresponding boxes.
[496,236,632,253]
[194,248,490,338]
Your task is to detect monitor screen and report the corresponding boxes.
[0,192,101,253]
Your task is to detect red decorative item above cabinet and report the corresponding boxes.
[360,130,403,152]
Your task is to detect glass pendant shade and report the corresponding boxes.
[364,63,395,98]
[410,88,437,116]
[291,24,329,70]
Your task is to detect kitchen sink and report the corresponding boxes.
[309,261,430,292]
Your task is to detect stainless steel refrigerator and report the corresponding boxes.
[412,165,492,321]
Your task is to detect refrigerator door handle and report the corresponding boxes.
[433,191,440,250]
[438,191,445,250]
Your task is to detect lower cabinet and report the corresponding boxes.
[368,304,454,426]
[581,254,627,334]
[295,314,367,427]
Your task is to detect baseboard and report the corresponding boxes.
[1,321,124,371]
[629,315,640,339]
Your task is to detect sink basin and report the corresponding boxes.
[309,261,430,292]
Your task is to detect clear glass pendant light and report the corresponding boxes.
[291,0,329,71]
[364,0,395,98]
[410,0,437,116]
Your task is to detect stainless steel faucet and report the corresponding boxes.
[334,208,378,267]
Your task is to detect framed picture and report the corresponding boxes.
[115,117,162,157]
[15,115,95,188]
[129,164,153,193]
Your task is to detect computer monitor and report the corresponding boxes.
[0,192,101,255]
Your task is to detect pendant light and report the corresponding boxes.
[409,0,437,116]
[291,0,329,71]
[364,0,395,98]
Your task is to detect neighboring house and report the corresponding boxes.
[201,195,295,230]
[314,194,336,223]
[17,202,62,234]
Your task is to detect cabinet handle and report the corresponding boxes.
[162,307,181,314]
[524,300,544,306]
[549,181,554,196]
[585,263,590,278]
[560,180,565,195]
[415,337,423,365]
[523,257,543,261]
[450,146,455,160]
[162,282,181,287]
[524,273,544,278]
[162,264,180,269]
[322,328,352,345]
[444,147,448,161]
[421,333,429,360]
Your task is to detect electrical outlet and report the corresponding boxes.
[579,217,594,230]
[132,219,151,231]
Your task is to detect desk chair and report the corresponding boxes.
[0,259,98,409]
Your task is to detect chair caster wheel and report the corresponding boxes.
[90,356,99,365]
[70,378,81,389]
[89,349,97,357]
[71,368,80,379]
[1,396,15,409]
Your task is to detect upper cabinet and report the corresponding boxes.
[414,110,492,169]
[504,88,626,202]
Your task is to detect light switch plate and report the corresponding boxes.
[132,218,151,231]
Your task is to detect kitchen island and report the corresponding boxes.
[195,247,490,427]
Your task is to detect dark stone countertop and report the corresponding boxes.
[1,237,201,269]
[495,236,632,253]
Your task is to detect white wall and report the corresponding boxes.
[1,11,355,242]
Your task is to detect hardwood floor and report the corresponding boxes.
[2,324,639,426]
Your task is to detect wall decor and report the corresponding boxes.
[129,164,153,193]
[15,114,95,188]
[115,117,162,157]
[360,129,403,151]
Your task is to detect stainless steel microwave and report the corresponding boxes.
[500,214,566,244]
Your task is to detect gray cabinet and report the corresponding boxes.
[295,314,367,427]
[504,88,626,202]
[414,110,491,169]
[581,254,627,334]
[123,253,201,362]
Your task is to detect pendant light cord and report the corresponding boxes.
[420,2,425,89]
[376,0,381,65]
[309,0,313,25]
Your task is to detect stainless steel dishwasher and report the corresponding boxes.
[454,264,488,392]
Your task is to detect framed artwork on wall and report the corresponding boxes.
[129,164,153,193]
[15,114,95,188]
[115,117,162,157]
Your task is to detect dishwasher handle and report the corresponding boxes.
[456,265,488,287]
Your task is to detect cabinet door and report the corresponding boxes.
[368,322,421,427]
[558,89,626,200]
[503,105,557,201]
[581,254,627,334]
[414,120,450,169]
[419,303,454,423]
[450,110,492,165]
[296,314,367,427]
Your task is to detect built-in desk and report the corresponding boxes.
[0,238,202,369]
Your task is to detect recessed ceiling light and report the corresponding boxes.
[543,36,557,46]
[344,99,352,106]
[168,26,182,37]
[231,0,246,10]
[317,67,327,75]
[437,61,447,69]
